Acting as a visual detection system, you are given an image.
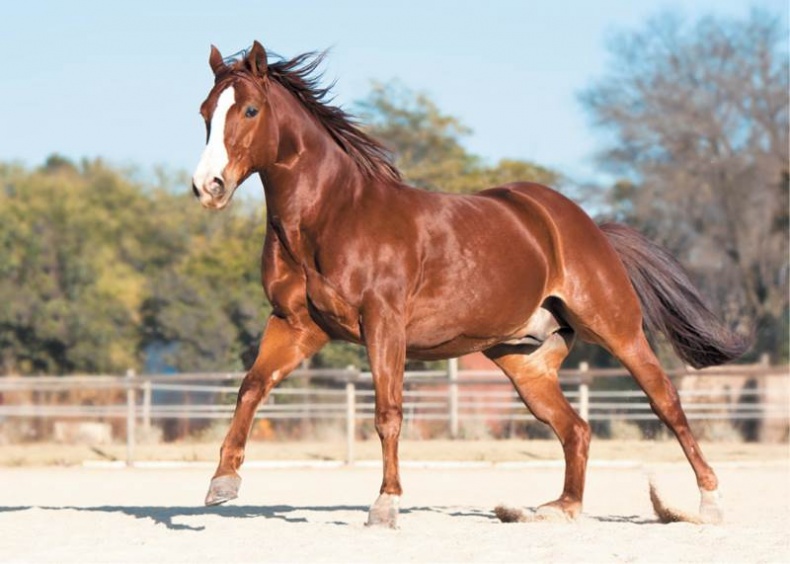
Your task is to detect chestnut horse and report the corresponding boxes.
[191,41,746,527]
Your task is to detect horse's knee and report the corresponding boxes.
[237,370,273,404]
[238,385,262,406]
[375,406,403,438]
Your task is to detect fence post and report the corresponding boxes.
[142,378,152,434]
[125,369,136,467]
[578,362,590,422]
[448,357,459,438]
[345,366,357,465]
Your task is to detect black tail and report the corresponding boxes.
[600,223,750,368]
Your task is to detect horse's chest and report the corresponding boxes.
[261,228,309,316]
[264,267,360,342]
[263,226,364,340]
[303,266,362,341]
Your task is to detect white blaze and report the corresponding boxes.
[193,86,236,191]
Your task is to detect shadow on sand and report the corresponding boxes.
[0,504,654,531]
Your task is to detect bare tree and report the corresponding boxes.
[581,10,789,359]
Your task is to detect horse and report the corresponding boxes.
[190,41,748,527]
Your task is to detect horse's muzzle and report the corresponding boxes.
[192,176,235,210]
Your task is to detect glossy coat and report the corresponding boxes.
[193,42,745,525]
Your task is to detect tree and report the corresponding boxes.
[356,80,561,193]
[0,81,568,375]
[138,197,269,373]
[0,159,151,373]
[580,10,789,360]
[0,158,269,375]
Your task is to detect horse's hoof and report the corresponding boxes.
[366,493,400,528]
[535,500,579,522]
[205,474,241,506]
[699,488,723,524]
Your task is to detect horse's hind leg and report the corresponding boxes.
[485,331,590,520]
[612,332,722,522]
[563,287,721,521]
[205,315,327,506]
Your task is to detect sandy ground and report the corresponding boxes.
[0,445,787,563]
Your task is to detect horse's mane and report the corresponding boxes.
[225,49,402,184]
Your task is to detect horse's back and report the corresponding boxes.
[477,181,624,273]
[472,182,607,276]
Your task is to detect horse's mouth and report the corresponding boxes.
[201,193,234,210]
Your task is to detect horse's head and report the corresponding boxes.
[192,41,275,210]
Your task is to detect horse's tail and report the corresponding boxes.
[599,223,749,368]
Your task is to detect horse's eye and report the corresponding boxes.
[245,106,259,118]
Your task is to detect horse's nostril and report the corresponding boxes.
[206,177,225,197]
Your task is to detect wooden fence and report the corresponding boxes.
[0,358,787,465]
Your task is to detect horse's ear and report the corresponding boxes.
[247,40,268,77]
[209,45,226,76]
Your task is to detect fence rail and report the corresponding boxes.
[0,359,787,465]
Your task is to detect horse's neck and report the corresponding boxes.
[261,146,361,223]
[260,87,365,239]
[261,163,361,270]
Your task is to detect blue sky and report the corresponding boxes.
[2,0,786,188]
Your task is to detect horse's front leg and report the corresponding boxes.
[205,314,327,506]
[362,303,406,528]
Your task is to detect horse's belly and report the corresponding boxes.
[405,334,505,360]
[405,280,547,359]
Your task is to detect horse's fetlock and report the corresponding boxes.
[220,445,245,469]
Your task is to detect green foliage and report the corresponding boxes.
[0,157,269,375]
[1,81,565,375]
